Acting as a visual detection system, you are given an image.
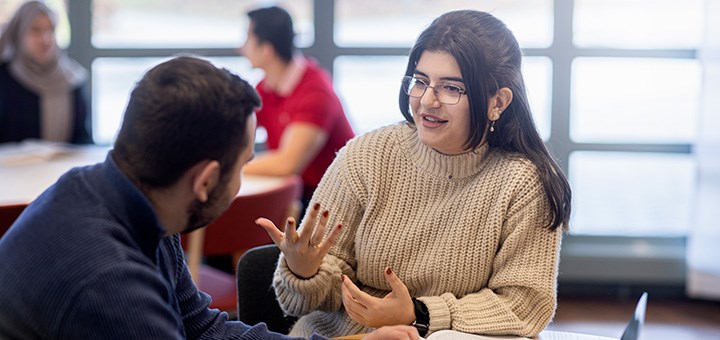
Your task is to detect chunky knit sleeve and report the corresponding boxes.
[418,164,563,337]
[273,142,367,316]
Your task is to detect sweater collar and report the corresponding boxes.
[397,123,490,180]
[95,152,167,258]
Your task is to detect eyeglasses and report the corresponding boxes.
[401,76,467,105]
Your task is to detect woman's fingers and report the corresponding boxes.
[319,223,343,253]
[310,209,330,247]
[254,217,284,245]
[341,274,373,307]
[384,267,410,296]
[297,203,321,245]
[283,217,299,244]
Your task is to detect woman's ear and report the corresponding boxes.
[487,87,514,120]
[192,160,221,203]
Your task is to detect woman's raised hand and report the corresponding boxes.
[255,203,342,278]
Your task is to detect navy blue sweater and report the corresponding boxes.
[0,154,313,339]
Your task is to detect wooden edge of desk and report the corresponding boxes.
[332,335,365,340]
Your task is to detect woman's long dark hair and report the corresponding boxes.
[399,10,571,231]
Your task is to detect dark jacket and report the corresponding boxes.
[0,62,92,144]
[0,154,314,339]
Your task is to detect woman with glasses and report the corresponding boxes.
[257,10,571,338]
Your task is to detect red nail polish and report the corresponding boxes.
[322,210,329,218]
[341,275,345,282]
[288,219,294,225]
[386,267,392,275]
[337,224,343,230]
[314,203,320,210]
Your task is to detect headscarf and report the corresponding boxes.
[0,1,87,142]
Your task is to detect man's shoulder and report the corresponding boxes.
[0,196,149,336]
[1,163,146,278]
[296,61,335,91]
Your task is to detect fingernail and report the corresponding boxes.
[338,224,343,230]
[313,203,320,211]
[341,275,345,282]
[385,267,392,275]
[322,210,329,218]
[288,219,295,226]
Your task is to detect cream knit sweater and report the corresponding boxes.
[273,123,563,338]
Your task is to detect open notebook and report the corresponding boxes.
[418,292,648,340]
[421,330,613,340]
[619,292,648,340]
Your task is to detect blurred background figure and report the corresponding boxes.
[0,0,92,144]
[240,5,354,210]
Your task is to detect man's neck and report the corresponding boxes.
[262,58,293,91]
[262,55,307,96]
[145,187,187,236]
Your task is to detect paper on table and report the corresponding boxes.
[422,330,531,340]
[423,330,617,340]
[334,330,615,340]
[0,140,76,166]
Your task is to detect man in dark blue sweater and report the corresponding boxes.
[0,57,418,340]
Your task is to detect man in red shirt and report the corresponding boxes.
[240,6,354,206]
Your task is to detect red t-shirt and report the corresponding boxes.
[255,59,354,199]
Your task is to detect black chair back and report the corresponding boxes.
[236,244,298,334]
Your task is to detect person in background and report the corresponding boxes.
[0,0,92,144]
[256,10,572,339]
[239,5,354,208]
[0,56,417,340]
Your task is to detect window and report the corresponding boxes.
[86,0,311,144]
[565,0,703,237]
[574,0,704,49]
[569,152,696,236]
[571,58,701,143]
[92,0,314,48]
[92,57,263,143]
[335,0,553,48]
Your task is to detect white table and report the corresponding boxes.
[424,330,616,340]
[336,330,616,340]
[0,142,287,205]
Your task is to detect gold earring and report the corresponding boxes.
[490,109,502,133]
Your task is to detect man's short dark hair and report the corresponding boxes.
[247,6,295,63]
[113,56,261,188]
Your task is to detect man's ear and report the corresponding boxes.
[192,160,221,203]
[260,42,275,59]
